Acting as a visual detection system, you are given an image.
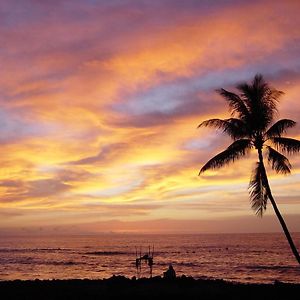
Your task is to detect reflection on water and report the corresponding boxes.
[0,233,299,283]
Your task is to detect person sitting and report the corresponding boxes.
[163,264,176,279]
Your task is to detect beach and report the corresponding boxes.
[1,276,299,300]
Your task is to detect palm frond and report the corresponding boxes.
[198,118,248,140]
[271,137,300,154]
[199,139,252,174]
[237,74,282,132]
[265,119,296,139]
[266,146,291,174]
[239,74,282,108]
[237,74,266,108]
[248,162,268,217]
[216,88,250,119]
[262,87,283,109]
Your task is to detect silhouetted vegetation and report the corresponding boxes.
[199,74,300,264]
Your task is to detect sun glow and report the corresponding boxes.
[1,0,300,234]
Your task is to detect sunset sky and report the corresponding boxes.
[1,0,300,234]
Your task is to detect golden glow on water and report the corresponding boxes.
[0,234,299,283]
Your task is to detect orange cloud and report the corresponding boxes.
[0,0,300,233]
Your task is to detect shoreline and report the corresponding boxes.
[0,276,299,300]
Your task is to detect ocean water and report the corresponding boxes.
[0,233,299,283]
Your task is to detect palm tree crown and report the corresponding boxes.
[199,74,300,216]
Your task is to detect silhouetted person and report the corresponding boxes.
[163,264,176,279]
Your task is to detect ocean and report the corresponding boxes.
[0,233,299,283]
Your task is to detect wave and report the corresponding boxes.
[246,265,299,271]
[2,259,82,266]
[0,248,73,253]
[153,261,199,267]
[85,250,184,256]
[44,260,80,266]
[0,248,215,256]
[85,251,130,256]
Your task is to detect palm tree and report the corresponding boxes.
[198,74,300,264]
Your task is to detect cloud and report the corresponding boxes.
[56,168,94,182]
[0,0,300,232]
[68,143,128,165]
[0,208,24,218]
[0,178,71,203]
[0,179,23,188]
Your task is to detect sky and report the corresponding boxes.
[0,0,300,234]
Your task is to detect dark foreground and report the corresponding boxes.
[0,276,299,300]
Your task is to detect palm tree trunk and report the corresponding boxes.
[258,148,300,264]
